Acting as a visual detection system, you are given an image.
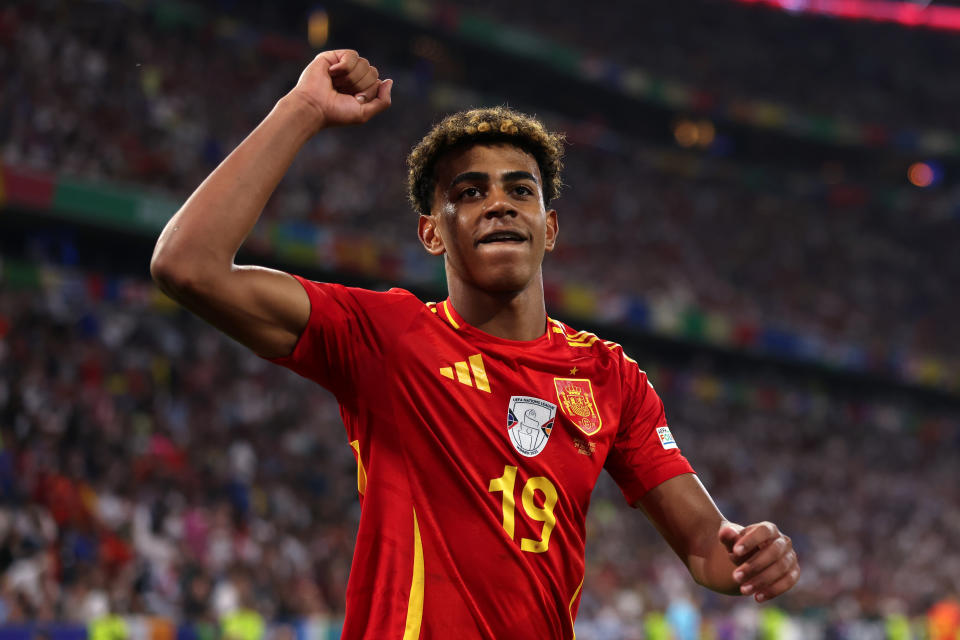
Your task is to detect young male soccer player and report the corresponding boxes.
[151,50,799,638]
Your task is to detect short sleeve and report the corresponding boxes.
[603,355,695,506]
[267,276,419,401]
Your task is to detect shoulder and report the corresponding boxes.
[290,277,434,335]
[342,284,425,313]
[293,277,424,312]
[548,317,652,387]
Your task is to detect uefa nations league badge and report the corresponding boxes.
[507,396,557,457]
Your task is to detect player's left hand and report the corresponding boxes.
[719,521,799,602]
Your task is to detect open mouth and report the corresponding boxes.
[476,231,527,246]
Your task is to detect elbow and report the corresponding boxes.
[150,250,183,294]
[151,233,234,307]
[150,248,210,301]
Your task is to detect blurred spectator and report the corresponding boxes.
[928,594,960,640]
[450,0,960,131]
[2,0,958,365]
[0,264,958,630]
[2,0,960,635]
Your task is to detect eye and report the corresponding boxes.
[459,186,482,199]
[513,185,534,197]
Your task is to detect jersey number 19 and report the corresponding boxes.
[488,465,558,553]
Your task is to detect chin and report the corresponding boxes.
[475,265,536,294]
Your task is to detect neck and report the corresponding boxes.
[446,270,548,341]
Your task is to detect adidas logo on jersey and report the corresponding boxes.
[439,354,491,392]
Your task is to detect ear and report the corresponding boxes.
[544,209,559,253]
[418,214,446,255]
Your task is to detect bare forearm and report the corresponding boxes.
[151,94,319,279]
[635,452,801,601]
[145,50,390,358]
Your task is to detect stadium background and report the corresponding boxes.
[2,0,960,638]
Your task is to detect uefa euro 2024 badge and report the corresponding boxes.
[507,396,557,457]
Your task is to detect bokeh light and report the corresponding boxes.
[308,7,329,47]
[673,119,716,148]
[907,161,935,188]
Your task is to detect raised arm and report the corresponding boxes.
[150,50,393,358]
[636,473,799,601]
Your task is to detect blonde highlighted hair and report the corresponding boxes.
[407,106,565,216]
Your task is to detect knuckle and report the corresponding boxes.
[776,555,791,572]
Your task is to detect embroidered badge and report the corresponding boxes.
[554,378,602,436]
[657,426,678,450]
[507,396,557,457]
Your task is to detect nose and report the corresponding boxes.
[482,187,517,219]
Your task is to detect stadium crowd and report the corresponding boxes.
[0,266,958,636]
[449,0,960,132]
[2,1,960,636]
[3,0,960,370]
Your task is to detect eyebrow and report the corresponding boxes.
[449,170,540,188]
[503,171,539,185]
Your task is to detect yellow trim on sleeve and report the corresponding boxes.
[403,508,424,640]
[349,440,367,495]
[442,300,460,329]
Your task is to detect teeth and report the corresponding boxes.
[481,233,523,243]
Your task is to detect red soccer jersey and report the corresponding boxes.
[270,277,694,640]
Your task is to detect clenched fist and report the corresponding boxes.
[720,521,799,602]
[286,49,393,131]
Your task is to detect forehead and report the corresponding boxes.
[435,143,541,185]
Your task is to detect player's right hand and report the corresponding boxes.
[287,50,393,131]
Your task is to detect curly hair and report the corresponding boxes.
[407,106,565,216]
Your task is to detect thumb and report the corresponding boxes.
[718,523,743,552]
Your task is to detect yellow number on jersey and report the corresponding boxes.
[519,476,558,553]
[488,465,518,540]
[488,465,558,554]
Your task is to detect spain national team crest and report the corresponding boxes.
[554,378,602,436]
[507,396,557,457]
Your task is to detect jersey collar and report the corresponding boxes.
[438,298,554,346]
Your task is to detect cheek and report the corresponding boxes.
[433,201,458,247]
[443,208,472,247]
